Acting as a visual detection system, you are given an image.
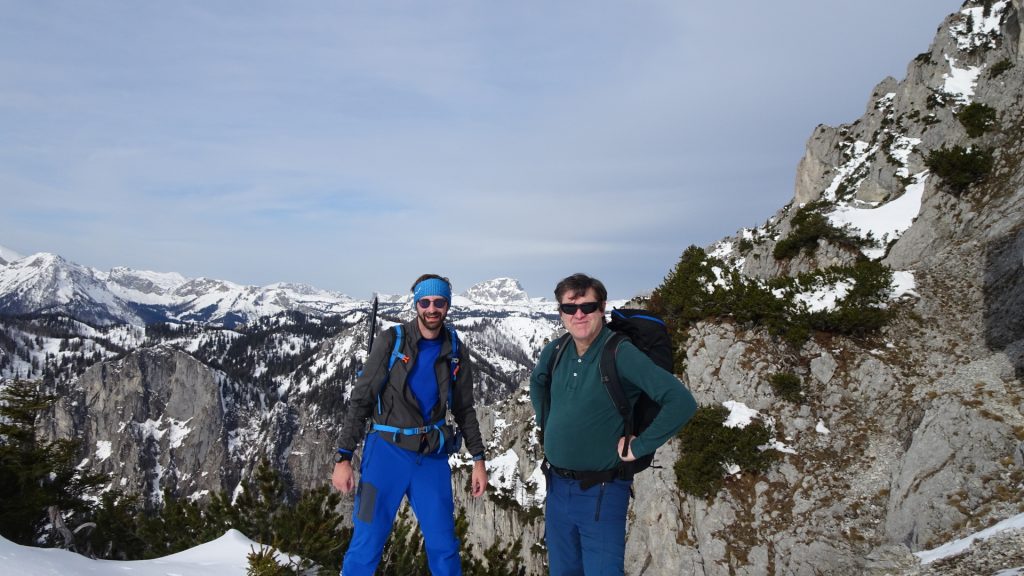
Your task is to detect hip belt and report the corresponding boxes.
[544,460,622,490]
[371,418,460,455]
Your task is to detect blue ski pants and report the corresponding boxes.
[545,473,632,576]
[341,432,461,576]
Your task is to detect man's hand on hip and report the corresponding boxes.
[617,436,637,462]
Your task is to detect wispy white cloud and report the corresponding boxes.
[0,0,962,298]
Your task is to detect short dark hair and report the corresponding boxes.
[554,273,608,304]
[410,274,451,293]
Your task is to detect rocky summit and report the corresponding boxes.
[463,277,533,305]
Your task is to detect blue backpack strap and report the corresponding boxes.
[446,326,460,409]
[388,325,408,370]
[377,325,409,415]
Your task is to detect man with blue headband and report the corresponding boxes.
[332,274,487,575]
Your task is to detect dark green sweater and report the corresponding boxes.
[530,326,697,472]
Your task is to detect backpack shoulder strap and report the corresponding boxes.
[388,325,407,371]
[539,333,573,435]
[546,333,573,374]
[446,325,460,409]
[377,325,409,415]
[600,332,633,457]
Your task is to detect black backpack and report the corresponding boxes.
[543,308,674,477]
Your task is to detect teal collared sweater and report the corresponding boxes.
[530,326,697,472]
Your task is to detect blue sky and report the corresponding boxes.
[0,1,963,299]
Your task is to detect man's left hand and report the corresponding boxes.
[471,460,488,497]
[617,436,637,462]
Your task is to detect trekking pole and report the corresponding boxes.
[357,295,380,441]
[366,294,379,354]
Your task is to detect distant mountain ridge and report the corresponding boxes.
[0,248,541,326]
[0,252,144,326]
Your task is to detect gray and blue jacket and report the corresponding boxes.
[338,318,486,459]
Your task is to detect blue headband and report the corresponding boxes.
[413,278,452,304]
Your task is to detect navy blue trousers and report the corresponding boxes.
[341,433,461,575]
[545,473,632,576]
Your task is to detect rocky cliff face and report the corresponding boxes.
[46,346,249,501]
[607,1,1024,574]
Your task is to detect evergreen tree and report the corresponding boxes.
[246,544,292,575]
[271,485,350,574]
[377,506,427,575]
[135,489,213,558]
[83,490,148,560]
[206,460,349,574]
[0,379,107,547]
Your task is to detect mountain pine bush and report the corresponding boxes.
[925,145,995,195]
[773,201,870,260]
[957,102,998,138]
[675,405,775,499]
[769,372,803,403]
[651,246,894,350]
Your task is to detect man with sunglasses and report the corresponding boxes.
[531,273,696,576]
[333,274,488,576]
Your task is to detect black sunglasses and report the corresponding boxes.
[417,297,449,309]
[558,302,601,315]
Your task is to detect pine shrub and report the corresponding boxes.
[649,245,722,330]
[769,372,803,403]
[773,201,869,260]
[675,405,775,499]
[84,491,149,560]
[651,246,896,347]
[717,272,793,336]
[925,145,994,195]
[246,545,291,576]
[989,58,1014,78]
[957,102,998,138]
[377,506,427,575]
[796,260,894,337]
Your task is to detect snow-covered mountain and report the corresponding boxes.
[0,253,145,325]
[0,247,571,329]
[159,277,358,326]
[463,277,532,305]
[0,252,361,327]
[103,266,188,303]
[0,243,570,410]
[0,247,570,412]
[0,245,571,330]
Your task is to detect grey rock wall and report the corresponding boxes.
[48,346,241,501]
